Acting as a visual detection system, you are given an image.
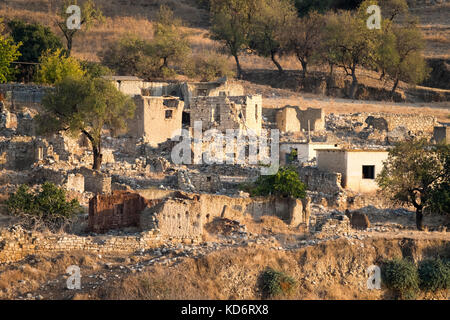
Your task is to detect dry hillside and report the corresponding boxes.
[1,0,449,118]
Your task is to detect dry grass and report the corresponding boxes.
[91,237,449,300]
[0,250,100,298]
[409,3,450,58]
[3,1,447,65]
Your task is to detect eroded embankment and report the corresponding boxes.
[96,237,449,300]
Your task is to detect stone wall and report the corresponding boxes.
[66,174,84,193]
[297,165,344,194]
[141,81,184,98]
[181,80,244,109]
[0,83,50,110]
[190,95,262,135]
[1,136,37,170]
[178,170,222,193]
[140,198,204,240]
[275,106,325,133]
[0,226,162,264]
[346,112,438,134]
[89,191,311,236]
[128,96,184,146]
[80,168,112,194]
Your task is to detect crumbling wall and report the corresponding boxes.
[0,83,50,110]
[88,191,159,233]
[345,112,438,134]
[178,170,222,193]
[190,95,262,135]
[2,136,37,170]
[0,226,161,264]
[141,81,182,97]
[80,168,112,194]
[105,76,144,96]
[276,107,300,132]
[66,174,84,193]
[195,194,311,228]
[276,106,324,133]
[91,191,311,236]
[141,198,203,240]
[182,80,244,108]
[297,166,344,194]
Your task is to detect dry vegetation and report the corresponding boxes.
[410,3,450,59]
[0,250,100,298]
[3,1,447,66]
[1,0,449,98]
[94,237,448,300]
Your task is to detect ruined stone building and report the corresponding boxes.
[433,126,450,144]
[105,76,243,105]
[105,76,145,96]
[127,95,184,146]
[190,95,262,135]
[280,142,340,166]
[276,106,325,133]
[316,149,388,193]
[181,78,244,108]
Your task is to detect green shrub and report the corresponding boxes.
[261,267,296,298]
[248,166,306,198]
[80,61,112,79]
[381,258,419,299]
[418,258,450,292]
[6,182,81,229]
[183,52,235,81]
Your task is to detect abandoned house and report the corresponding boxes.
[280,141,340,166]
[127,95,184,146]
[190,95,262,135]
[316,149,389,193]
[276,106,325,133]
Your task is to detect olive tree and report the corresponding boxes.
[377,140,449,230]
[37,77,135,170]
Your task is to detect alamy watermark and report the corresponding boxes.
[66,5,81,30]
[366,265,381,290]
[367,5,382,30]
[66,265,81,290]
[170,121,280,175]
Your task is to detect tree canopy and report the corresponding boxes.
[209,0,256,78]
[35,48,85,84]
[247,0,297,74]
[99,5,190,79]
[377,140,449,230]
[37,77,135,170]
[323,2,380,98]
[0,21,21,83]
[377,19,430,94]
[7,19,63,63]
[281,10,326,77]
[248,166,307,198]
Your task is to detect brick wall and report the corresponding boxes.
[88,191,162,233]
